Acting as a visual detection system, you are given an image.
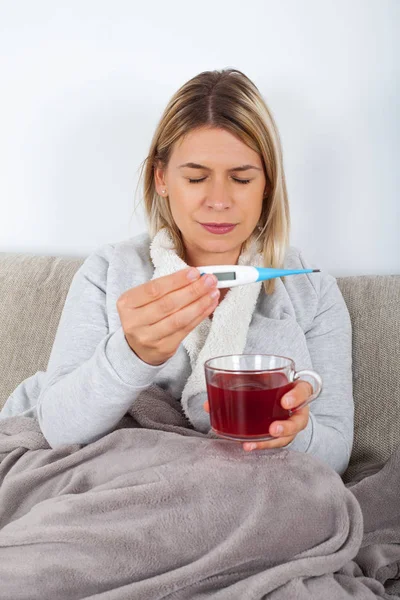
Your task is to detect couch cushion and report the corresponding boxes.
[0,253,84,410]
[337,275,400,481]
[0,252,399,480]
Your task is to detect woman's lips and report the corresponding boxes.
[200,223,237,234]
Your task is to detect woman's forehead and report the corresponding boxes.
[171,128,262,168]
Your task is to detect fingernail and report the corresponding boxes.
[244,443,257,451]
[187,268,200,280]
[274,425,284,435]
[204,274,217,287]
[284,396,294,408]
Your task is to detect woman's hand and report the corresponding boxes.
[203,380,313,451]
[117,268,220,366]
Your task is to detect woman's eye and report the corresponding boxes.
[188,177,251,185]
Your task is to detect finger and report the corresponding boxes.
[150,289,220,341]
[242,435,296,451]
[142,294,219,357]
[281,380,313,410]
[147,273,219,327]
[269,406,309,437]
[118,267,203,309]
[122,275,219,346]
[203,401,210,413]
[126,272,219,332]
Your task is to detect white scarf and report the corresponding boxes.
[149,228,264,420]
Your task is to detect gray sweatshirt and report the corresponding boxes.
[0,232,354,474]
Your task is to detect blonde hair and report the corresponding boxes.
[136,68,290,294]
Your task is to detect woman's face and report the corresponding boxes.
[154,126,268,266]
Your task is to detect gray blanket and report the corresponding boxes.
[0,385,399,600]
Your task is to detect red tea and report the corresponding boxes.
[206,371,295,439]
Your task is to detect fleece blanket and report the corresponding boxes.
[0,384,399,600]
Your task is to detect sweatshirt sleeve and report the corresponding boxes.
[36,243,171,448]
[285,252,354,475]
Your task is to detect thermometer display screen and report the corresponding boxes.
[214,272,236,281]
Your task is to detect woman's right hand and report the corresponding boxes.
[116,267,220,366]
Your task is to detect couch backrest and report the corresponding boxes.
[335,274,400,480]
[0,253,84,407]
[0,251,399,480]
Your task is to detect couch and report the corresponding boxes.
[0,251,399,482]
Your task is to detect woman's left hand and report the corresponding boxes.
[203,380,313,451]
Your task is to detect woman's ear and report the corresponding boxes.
[154,161,167,195]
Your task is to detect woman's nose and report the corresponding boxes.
[206,184,232,210]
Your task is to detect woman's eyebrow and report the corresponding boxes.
[178,162,262,172]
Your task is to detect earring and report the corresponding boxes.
[161,189,166,195]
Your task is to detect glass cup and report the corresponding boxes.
[204,354,323,442]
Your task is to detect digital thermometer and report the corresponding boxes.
[197,265,320,289]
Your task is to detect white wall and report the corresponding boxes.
[1,0,398,276]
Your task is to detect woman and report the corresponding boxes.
[0,68,353,474]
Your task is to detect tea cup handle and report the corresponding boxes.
[289,369,323,413]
